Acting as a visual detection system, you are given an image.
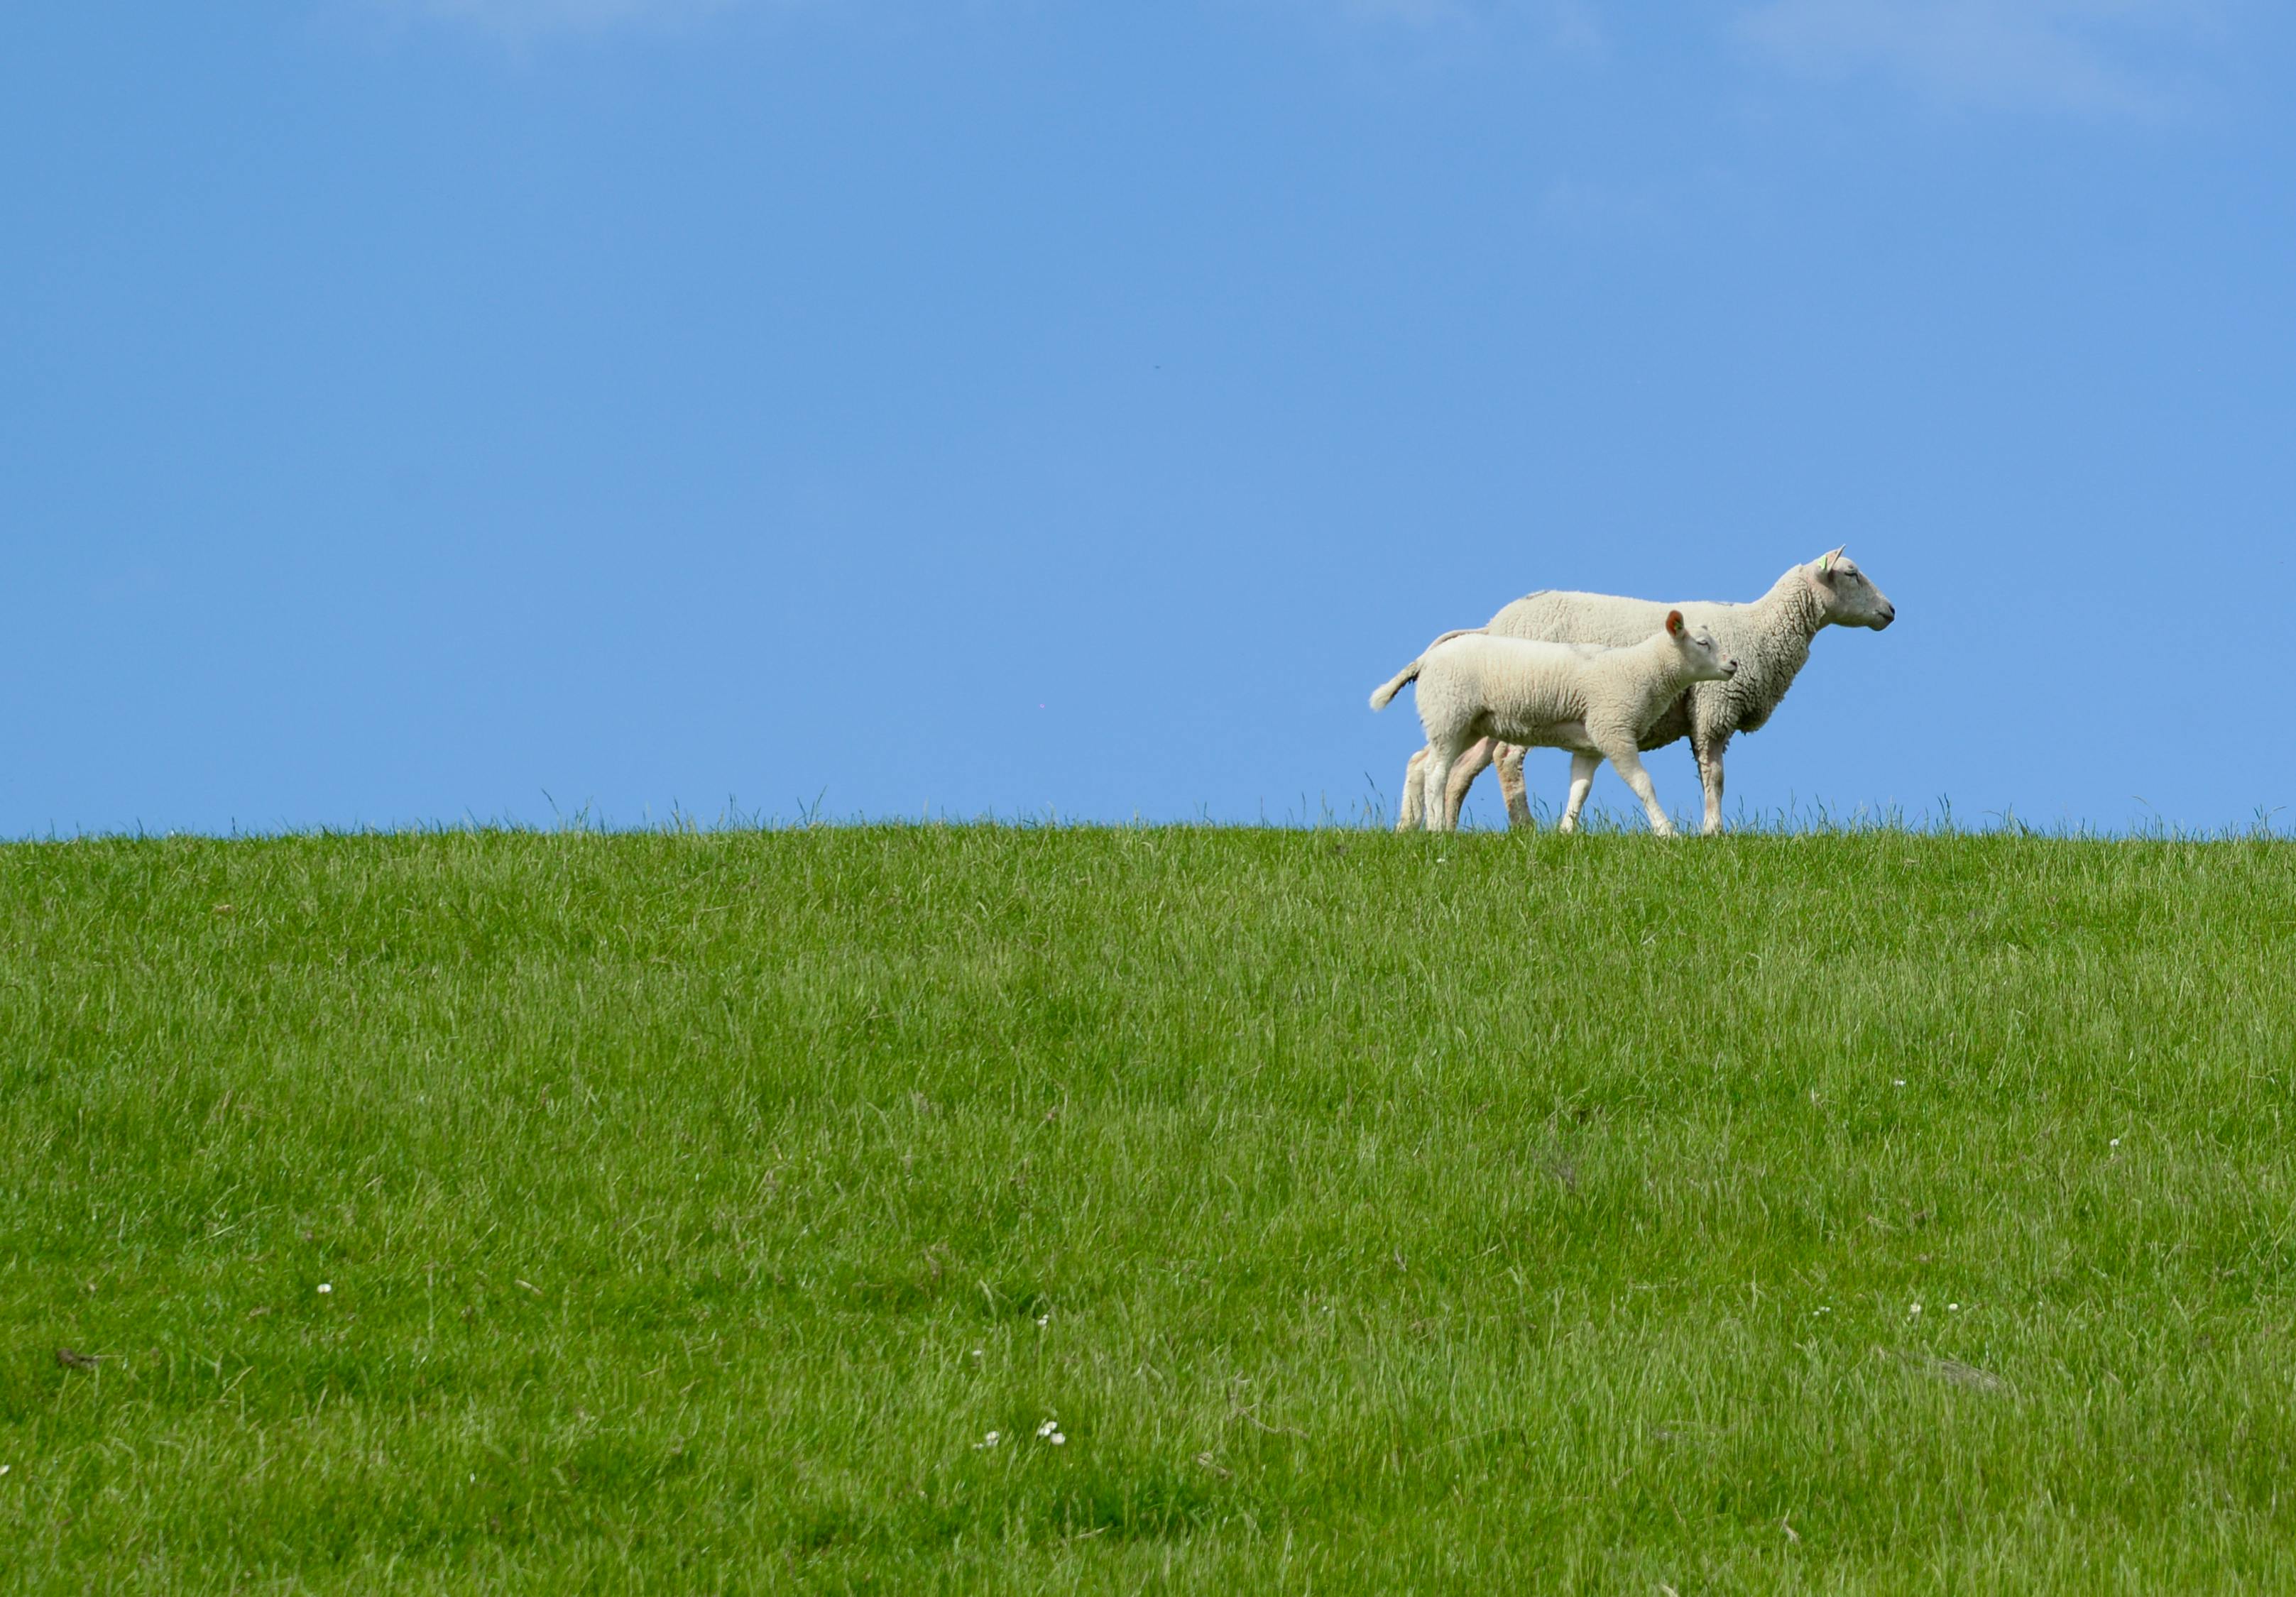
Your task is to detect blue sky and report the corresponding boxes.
[4,2,2291,835]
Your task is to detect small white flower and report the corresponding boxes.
[0,1464,10,1476]
[971,1348,983,1359]
[1036,1313,1049,1328]
[973,1430,1001,1449]
[1948,1302,1961,1312]
[1893,1080,1906,1087]
[1049,1432,1066,1445]
[1037,1418,1059,1438]
[2110,1137,2121,1147]
[1813,1305,1831,1315]
[317,1283,332,1294]
[1909,1302,1922,1316]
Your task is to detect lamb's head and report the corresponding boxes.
[1665,609,1739,682]
[1804,547,1896,630]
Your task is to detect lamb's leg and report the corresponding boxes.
[1398,748,1428,832]
[1605,742,1675,838]
[1695,734,1730,837]
[1419,741,1464,833]
[1440,737,1497,830]
[1493,745,1534,831]
[1558,752,1599,835]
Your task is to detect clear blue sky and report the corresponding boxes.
[6,2,2292,835]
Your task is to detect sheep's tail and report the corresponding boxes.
[1368,659,1421,711]
[1368,627,1483,711]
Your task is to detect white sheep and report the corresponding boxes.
[1396,547,1896,835]
[1370,611,1739,837]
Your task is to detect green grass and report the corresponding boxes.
[4,823,2296,1591]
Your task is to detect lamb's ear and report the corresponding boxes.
[1666,608,1685,637]
[1817,546,1845,577]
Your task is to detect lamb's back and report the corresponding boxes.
[1421,634,1595,727]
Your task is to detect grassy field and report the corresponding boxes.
[4,823,2295,1591]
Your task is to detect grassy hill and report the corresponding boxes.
[4,824,2295,1591]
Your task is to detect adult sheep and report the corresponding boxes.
[1396,548,1896,835]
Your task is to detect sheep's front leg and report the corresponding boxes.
[1557,752,1600,835]
[1695,734,1729,837]
[1397,748,1428,832]
[1494,745,1535,831]
[1601,739,1674,837]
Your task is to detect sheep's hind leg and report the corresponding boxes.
[1398,748,1428,831]
[1558,752,1599,835]
[1494,745,1534,831]
[1420,737,1472,833]
[1440,737,1497,830]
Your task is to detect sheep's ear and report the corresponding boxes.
[1666,608,1685,636]
[1817,546,1845,577]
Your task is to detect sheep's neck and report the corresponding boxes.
[1712,569,1829,735]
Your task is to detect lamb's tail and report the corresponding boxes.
[1368,627,1483,711]
[1368,659,1421,711]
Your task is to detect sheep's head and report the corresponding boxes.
[1805,547,1896,630]
[1666,609,1739,682]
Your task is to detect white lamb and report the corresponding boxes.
[1397,548,1896,835]
[1370,611,1739,837]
